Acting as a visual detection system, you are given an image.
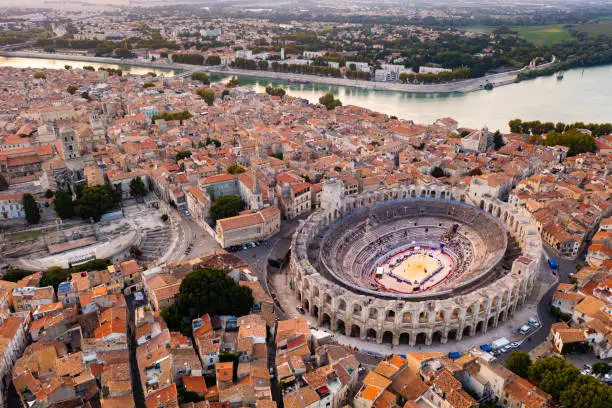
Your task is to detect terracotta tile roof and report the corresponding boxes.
[56,352,86,377]
[100,395,135,408]
[575,295,605,317]
[373,389,396,408]
[433,368,461,394]
[215,362,234,382]
[375,360,401,379]
[446,389,477,408]
[390,369,429,401]
[182,375,207,394]
[359,385,382,402]
[144,384,178,408]
[363,371,393,389]
[503,375,550,408]
[556,328,587,344]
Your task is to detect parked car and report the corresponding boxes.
[509,342,520,349]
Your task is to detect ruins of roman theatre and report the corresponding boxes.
[289,181,542,346]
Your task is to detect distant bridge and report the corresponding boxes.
[173,64,228,78]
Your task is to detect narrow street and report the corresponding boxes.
[126,293,146,408]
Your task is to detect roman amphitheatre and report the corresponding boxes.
[289,181,542,346]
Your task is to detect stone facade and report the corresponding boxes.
[290,183,541,346]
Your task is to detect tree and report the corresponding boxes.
[152,110,192,123]
[142,82,155,88]
[205,137,221,148]
[177,268,254,318]
[64,65,72,70]
[592,362,610,375]
[319,92,342,110]
[0,174,8,191]
[83,66,95,71]
[22,193,40,224]
[66,85,78,95]
[80,91,90,101]
[210,195,246,221]
[129,176,147,197]
[2,268,34,282]
[70,258,110,273]
[542,129,596,156]
[205,55,221,65]
[53,190,74,219]
[559,374,612,408]
[505,351,532,378]
[114,47,131,59]
[227,76,240,88]
[175,150,192,162]
[430,166,447,178]
[190,72,210,84]
[161,213,169,222]
[528,356,580,401]
[227,164,246,174]
[40,266,69,291]
[265,86,286,97]
[77,184,121,222]
[196,88,215,106]
[173,53,205,65]
[33,72,46,79]
[493,130,505,150]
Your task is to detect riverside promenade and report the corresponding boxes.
[0,51,556,94]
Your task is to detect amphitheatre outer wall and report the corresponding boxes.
[289,182,542,346]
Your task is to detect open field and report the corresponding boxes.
[10,230,42,242]
[462,25,495,34]
[574,18,612,36]
[512,25,572,46]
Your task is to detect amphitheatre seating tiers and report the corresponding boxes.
[290,188,542,346]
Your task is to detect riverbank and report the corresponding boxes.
[0,51,193,72]
[0,51,556,94]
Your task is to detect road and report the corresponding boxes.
[497,245,580,362]
[0,51,556,95]
[234,217,301,284]
[170,212,220,262]
[125,293,146,408]
[155,202,220,264]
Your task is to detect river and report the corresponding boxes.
[1,56,611,131]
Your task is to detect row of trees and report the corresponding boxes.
[399,68,471,84]
[505,353,611,408]
[541,129,597,156]
[172,53,205,65]
[509,118,612,137]
[152,110,193,123]
[98,67,123,77]
[345,69,371,80]
[161,268,254,335]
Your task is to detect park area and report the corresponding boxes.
[464,18,612,47]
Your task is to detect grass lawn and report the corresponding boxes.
[10,230,42,242]
[574,19,612,36]
[512,25,572,46]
